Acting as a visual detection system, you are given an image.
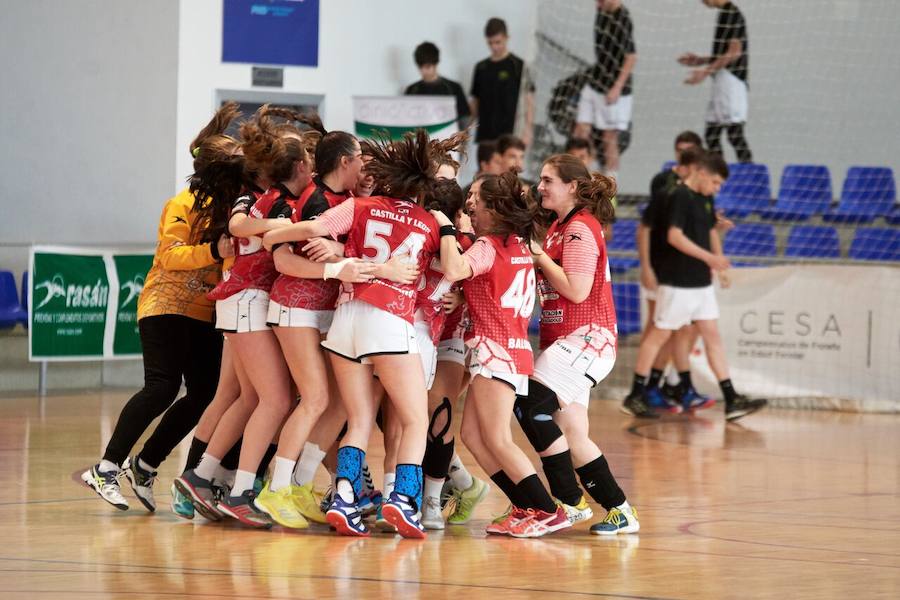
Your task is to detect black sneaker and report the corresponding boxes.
[725,395,767,421]
[620,391,660,419]
[661,382,681,402]
[174,469,222,521]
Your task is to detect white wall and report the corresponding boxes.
[176,0,539,188]
[0,0,179,275]
[534,0,900,194]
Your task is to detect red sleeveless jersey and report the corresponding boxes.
[329,196,440,324]
[462,235,535,375]
[269,179,349,309]
[537,209,617,349]
[208,186,292,300]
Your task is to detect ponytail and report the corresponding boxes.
[542,154,617,225]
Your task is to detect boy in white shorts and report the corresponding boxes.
[622,152,766,421]
[573,0,637,179]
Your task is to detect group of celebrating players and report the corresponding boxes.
[81,102,639,540]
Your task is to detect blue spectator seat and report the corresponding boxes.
[848,228,900,262]
[715,163,772,217]
[20,271,29,328]
[0,271,27,330]
[784,226,840,259]
[759,165,832,221]
[823,167,896,224]
[723,223,777,267]
[612,282,641,336]
[885,206,900,225]
[608,257,640,274]
[661,160,676,173]
[607,219,638,252]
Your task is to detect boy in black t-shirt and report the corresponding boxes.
[679,1,752,162]
[470,18,535,146]
[405,42,471,130]
[624,152,767,421]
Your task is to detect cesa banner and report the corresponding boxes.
[29,246,153,361]
[353,96,459,141]
[686,265,900,411]
[222,0,319,67]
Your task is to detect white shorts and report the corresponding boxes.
[706,69,748,125]
[415,320,437,390]
[654,285,719,330]
[577,85,633,131]
[266,300,333,334]
[436,337,467,366]
[321,299,418,364]
[532,328,617,407]
[215,289,271,333]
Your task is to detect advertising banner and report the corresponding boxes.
[353,96,459,141]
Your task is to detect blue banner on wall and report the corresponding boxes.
[222,0,319,67]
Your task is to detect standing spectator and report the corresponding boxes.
[476,141,507,177]
[679,1,752,162]
[496,134,526,174]
[574,0,637,180]
[405,41,471,130]
[565,137,595,168]
[470,18,535,147]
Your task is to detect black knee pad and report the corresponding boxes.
[423,398,455,480]
[513,380,564,453]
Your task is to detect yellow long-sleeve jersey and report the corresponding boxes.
[137,188,223,322]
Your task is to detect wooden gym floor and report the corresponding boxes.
[0,390,897,599]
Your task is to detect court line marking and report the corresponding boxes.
[0,557,677,600]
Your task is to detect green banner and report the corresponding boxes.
[113,254,153,356]
[352,96,459,141]
[29,247,153,361]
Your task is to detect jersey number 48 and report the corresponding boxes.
[500,268,536,318]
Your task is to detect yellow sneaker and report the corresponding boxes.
[290,482,328,524]
[447,476,490,525]
[559,495,593,524]
[254,482,309,529]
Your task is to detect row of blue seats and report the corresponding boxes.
[659,162,899,223]
[606,220,900,272]
[0,271,28,329]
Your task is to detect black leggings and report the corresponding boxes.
[103,314,222,467]
[705,122,753,163]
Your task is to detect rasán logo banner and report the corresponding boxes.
[29,246,153,361]
[353,96,459,141]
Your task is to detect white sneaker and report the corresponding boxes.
[82,464,129,510]
[420,496,445,530]
[122,456,157,512]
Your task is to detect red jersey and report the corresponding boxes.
[462,235,535,375]
[269,179,349,309]
[208,187,293,300]
[319,196,440,324]
[439,232,475,342]
[538,209,617,350]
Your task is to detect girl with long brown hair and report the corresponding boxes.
[431,171,571,538]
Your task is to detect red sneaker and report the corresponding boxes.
[509,506,572,538]
[485,506,528,536]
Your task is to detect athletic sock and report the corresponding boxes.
[194,453,221,481]
[679,371,694,393]
[516,473,558,514]
[99,459,119,474]
[448,454,474,491]
[395,463,424,511]
[383,472,395,498]
[185,437,208,471]
[490,470,529,508]
[540,450,583,506]
[292,442,326,486]
[720,379,737,404]
[335,446,365,501]
[361,461,375,494]
[423,477,444,506]
[269,456,296,492]
[231,469,256,497]
[136,456,156,473]
[576,455,626,511]
[630,373,647,396]
[257,443,278,480]
[647,368,664,390]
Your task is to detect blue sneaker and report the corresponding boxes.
[171,482,194,520]
[358,488,383,517]
[682,387,715,412]
[646,386,683,414]
[381,491,426,539]
[590,506,640,536]
[326,494,370,537]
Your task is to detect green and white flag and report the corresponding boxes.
[353,95,458,141]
